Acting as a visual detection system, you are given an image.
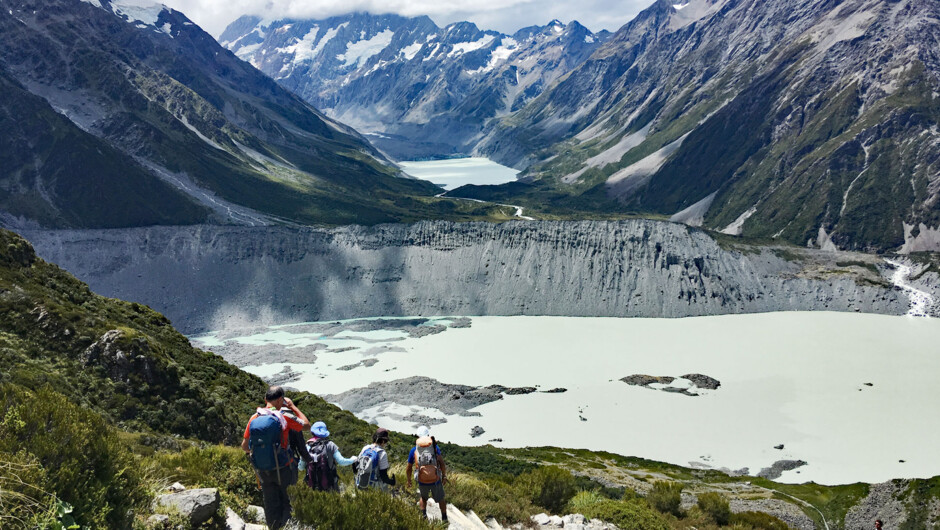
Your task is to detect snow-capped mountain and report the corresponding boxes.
[221,13,610,159]
[471,0,940,252]
[0,0,451,228]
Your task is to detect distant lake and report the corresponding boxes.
[399,157,520,190]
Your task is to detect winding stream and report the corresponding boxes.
[885,259,934,317]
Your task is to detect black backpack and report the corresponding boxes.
[305,439,335,491]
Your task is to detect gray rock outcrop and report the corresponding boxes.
[153,488,220,526]
[324,376,505,416]
[757,460,808,480]
[19,221,931,334]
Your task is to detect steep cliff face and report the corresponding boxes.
[21,221,932,333]
[220,13,609,159]
[473,0,940,252]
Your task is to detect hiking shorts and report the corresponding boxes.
[418,481,445,503]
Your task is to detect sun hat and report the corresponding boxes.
[310,421,330,438]
[416,425,431,437]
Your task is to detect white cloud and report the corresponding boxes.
[159,0,652,38]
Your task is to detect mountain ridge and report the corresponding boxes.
[221,12,611,160]
[0,0,514,229]
[469,0,940,252]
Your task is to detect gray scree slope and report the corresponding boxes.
[21,220,918,333]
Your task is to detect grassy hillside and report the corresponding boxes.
[0,227,931,529]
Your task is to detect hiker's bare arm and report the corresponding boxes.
[283,397,311,428]
[241,438,250,454]
[439,456,447,483]
[406,462,414,486]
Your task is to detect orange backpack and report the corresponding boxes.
[415,436,441,484]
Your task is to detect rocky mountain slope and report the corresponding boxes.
[20,221,938,333]
[471,0,940,253]
[221,13,610,159]
[0,0,511,229]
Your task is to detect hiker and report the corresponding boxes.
[280,405,313,485]
[241,386,310,530]
[355,427,397,490]
[875,520,883,529]
[406,425,448,523]
[305,421,356,491]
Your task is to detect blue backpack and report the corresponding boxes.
[355,446,380,489]
[248,414,290,472]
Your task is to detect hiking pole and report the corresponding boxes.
[247,451,262,490]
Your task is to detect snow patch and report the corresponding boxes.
[467,37,518,75]
[110,0,166,27]
[234,43,262,61]
[337,29,394,68]
[669,192,716,227]
[721,207,757,235]
[584,35,594,44]
[79,0,103,7]
[400,42,423,61]
[423,43,441,61]
[668,0,729,31]
[448,35,495,57]
[277,25,321,65]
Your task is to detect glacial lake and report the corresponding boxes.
[398,157,520,190]
[191,311,940,486]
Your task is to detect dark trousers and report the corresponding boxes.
[258,466,297,530]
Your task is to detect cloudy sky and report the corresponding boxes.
[155,0,655,37]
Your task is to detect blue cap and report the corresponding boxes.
[311,421,329,438]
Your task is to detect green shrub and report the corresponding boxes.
[566,490,607,513]
[442,473,533,524]
[697,491,731,525]
[578,499,670,530]
[0,383,147,528]
[0,451,60,528]
[648,481,684,517]
[144,445,262,507]
[515,466,578,514]
[291,486,437,529]
[730,510,792,529]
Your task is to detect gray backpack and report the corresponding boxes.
[355,446,379,488]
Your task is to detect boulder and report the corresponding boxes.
[548,515,564,526]
[245,505,265,524]
[168,482,185,493]
[225,507,245,530]
[563,514,586,525]
[146,514,169,528]
[154,488,220,526]
[532,513,551,525]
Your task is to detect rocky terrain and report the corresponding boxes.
[221,13,610,160]
[18,220,937,334]
[470,0,940,253]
